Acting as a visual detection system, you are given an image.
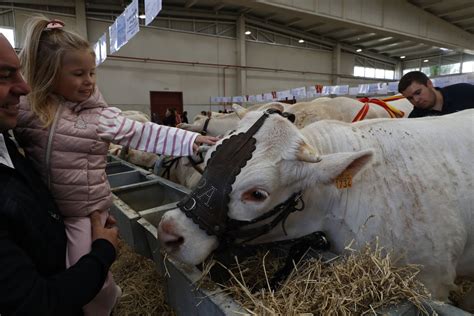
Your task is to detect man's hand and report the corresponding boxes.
[193,135,219,151]
[90,211,119,251]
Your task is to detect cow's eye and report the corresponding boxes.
[242,189,269,202]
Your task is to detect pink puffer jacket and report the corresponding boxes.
[14,89,111,217]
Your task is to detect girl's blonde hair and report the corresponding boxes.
[19,15,94,126]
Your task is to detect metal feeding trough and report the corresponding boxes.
[163,257,246,315]
[108,170,151,188]
[108,162,189,258]
[105,161,136,175]
[137,202,181,275]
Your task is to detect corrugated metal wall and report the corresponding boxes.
[0,10,14,27]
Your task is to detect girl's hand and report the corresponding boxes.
[193,135,219,151]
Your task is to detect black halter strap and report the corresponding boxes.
[177,109,305,245]
[187,153,204,174]
[158,156,181,179]
[201,117,211,135]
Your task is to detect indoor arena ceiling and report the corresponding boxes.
[2,0,474,61]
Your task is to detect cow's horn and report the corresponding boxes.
[232,104,248,119]
[296,142,321,163]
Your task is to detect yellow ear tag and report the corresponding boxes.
[335,171,352,189]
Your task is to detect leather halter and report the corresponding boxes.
[157,154,204,179]
[177,109,305,246]
[201,118,211,135]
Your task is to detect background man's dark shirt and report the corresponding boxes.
[408,83,474,118]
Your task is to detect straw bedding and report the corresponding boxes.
[111,240,174,316]
[108,240,471,315]
[198,243,436,315]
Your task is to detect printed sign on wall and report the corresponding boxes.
[109,21,117,54]
[93,41,101,66]
[145,0,162,26]
[116,14,127,50]
[126,0,139,41]
[99,33,107,64]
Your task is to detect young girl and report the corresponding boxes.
[15,16,217,315]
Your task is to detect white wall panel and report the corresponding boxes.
[247,0,473,50]
[246,41,332,74]
[12,10,388,117]
[293,0,315,11]
[14,9,76,49]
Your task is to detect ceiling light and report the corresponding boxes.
[298,39,305,43]
[400,55,406,59]
[423,59,429,63]
[356,48,362,52]
[139,14,146,19]
[244,30,251,35]
[439,47,450,51]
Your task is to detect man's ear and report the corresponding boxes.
[427,79,434,89]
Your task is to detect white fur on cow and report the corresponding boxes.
[158,109,474,310]
[108,110,158,168]
[179,97,413,136]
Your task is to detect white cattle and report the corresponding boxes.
[179,103,285,136]
[154,154,203,188]
[158,109,474,310]
[284,97,413,128]
[121,110,150,123]
[168,103,286,187]
[178,112,239,136]
[108,110,158,168]
[179,97,413,134]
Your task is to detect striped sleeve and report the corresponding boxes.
[98,107,199,156]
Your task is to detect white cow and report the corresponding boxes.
[108,110,158,168]
[284,97,413,128]
[154,154,203,188]
[158,109,474,310]
[121,110,150,123]
[178,103,286,136]
[179,97,413,134]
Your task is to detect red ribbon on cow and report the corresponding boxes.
[352,96,406,122]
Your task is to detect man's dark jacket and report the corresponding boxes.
[409,83,474,118]
[0,133,116,316]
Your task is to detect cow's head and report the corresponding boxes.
[158,110,373,265]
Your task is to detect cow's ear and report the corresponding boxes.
[313,150,374,184]
[232,104,248,119]
[258,102,285,112]
[295,142,321,163]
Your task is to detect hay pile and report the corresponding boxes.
[199,243,432,315]
[111,240,174,316]
[450,278,474,307]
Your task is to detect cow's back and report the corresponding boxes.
[300,110,473,299]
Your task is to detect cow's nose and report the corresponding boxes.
[158,220,185,251]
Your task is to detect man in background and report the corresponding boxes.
[398,71,474,118]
